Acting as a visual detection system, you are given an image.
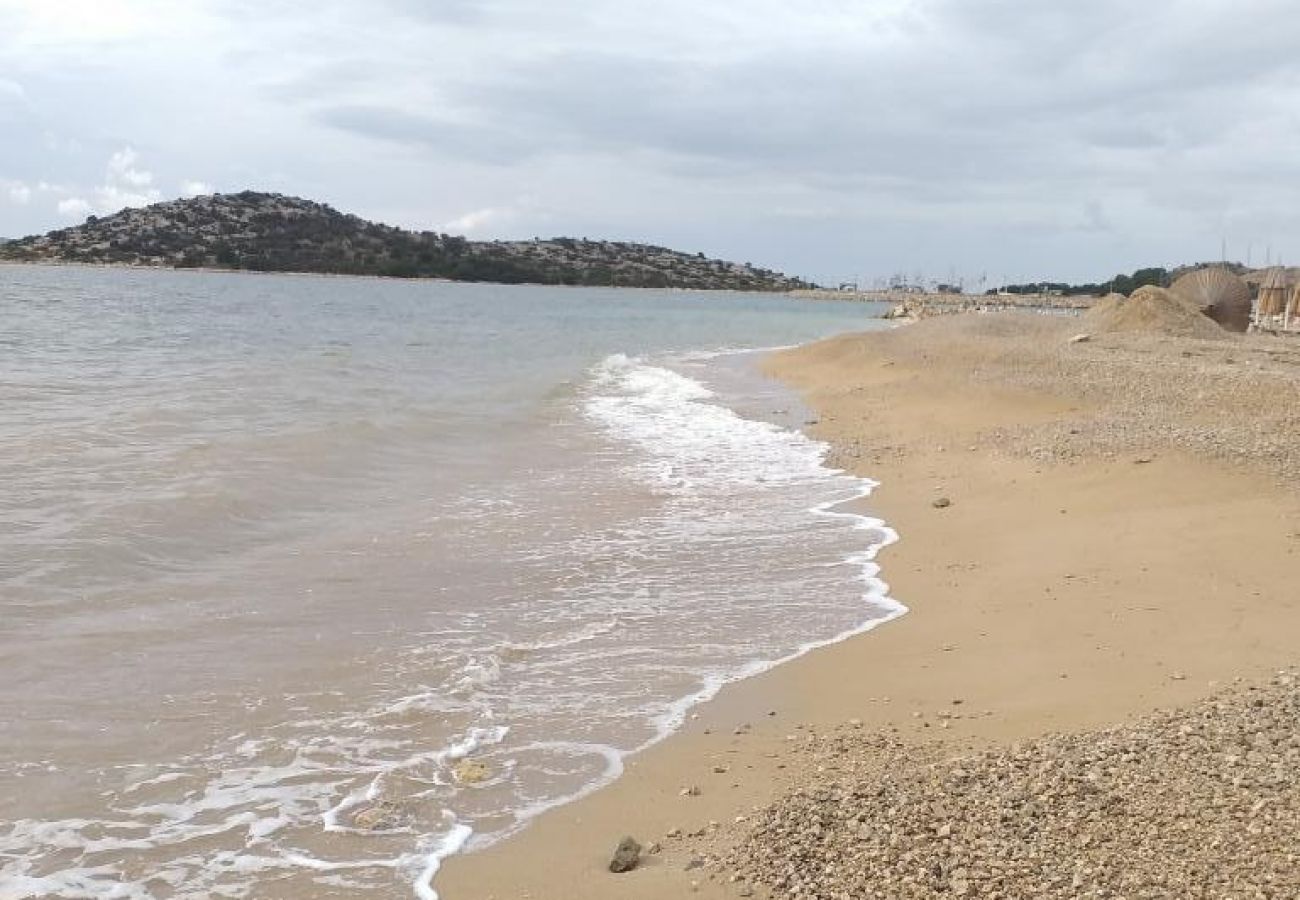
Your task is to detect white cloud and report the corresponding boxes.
[2,179,32,205]
[106,147,154,189]
[42,147,163,220]
[0,78,26,103]
[88,146,162,213]
[1,0,206,52]
[443,206,513,235]
[57,196,91,218]
[180,179,213,197]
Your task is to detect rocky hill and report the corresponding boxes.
[0,192,812,291]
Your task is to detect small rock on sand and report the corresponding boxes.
[932,497,952,509]
[349,800,405,831]
[609,836,642,873]
[453,759,490,784]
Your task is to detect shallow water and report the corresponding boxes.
[0,266,898,899]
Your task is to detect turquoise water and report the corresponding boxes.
[0,265,897,899]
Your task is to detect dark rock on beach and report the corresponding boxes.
[609,836,642,873]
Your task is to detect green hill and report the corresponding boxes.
[0,192,812,291]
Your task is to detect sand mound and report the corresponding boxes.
[1088,292,1127,319]
[1083,286,1227,339]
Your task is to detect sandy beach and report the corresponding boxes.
[437,312,1300,899]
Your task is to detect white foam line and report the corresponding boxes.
[583,352,907,752]
[457,741,626,855]
[641,479,905,746]
[434,353,908,886]
[674,343,802,362]
[497,619,619,653]
[413,822,474,900]
[323,725,509,834]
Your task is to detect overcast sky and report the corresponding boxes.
[3,0,1299,285]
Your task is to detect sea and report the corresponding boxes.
[0,265,901,899]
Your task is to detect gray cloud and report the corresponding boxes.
[3,0,1300,282]
[313,104,539,165]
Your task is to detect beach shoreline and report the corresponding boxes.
[436,312,1300,899]
[0,259,827,296]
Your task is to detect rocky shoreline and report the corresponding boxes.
[719,670,1299,899]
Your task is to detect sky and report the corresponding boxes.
[3,0,1300,286]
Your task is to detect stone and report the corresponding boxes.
[349,800,405,831]
[609,836,642,873]
[1068,333,1091,343]
[452,759,490,784]
[932,497,952,509]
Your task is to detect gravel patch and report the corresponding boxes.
[727,670,1300,899]
[860,313,1300,482]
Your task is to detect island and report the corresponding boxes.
[0,191,814,291]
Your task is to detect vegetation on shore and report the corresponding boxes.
[988,262,1253,297]
[0,192,813,291]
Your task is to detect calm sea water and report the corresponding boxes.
[0,266,900,899]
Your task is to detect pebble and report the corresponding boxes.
[726,669,1300,899]
[933,317,1300,483]
[608,836,641,874]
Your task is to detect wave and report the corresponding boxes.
[0,350,904,900]
[581,352,906,750]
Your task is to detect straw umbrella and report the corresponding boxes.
[1255,267,1290,325]
[1170,267,1252,332]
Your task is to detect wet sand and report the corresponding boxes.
[437,313,1300,899]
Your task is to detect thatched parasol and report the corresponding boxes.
[1256,267,1290,318]
[1170,267,1252,332]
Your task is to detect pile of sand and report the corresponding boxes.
[1082,286,1228,339]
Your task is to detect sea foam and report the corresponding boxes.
[0,349,903,900]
